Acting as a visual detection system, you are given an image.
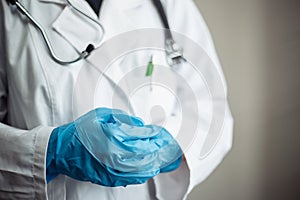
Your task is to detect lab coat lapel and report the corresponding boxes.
[38,0,95,13]
[72,0,145,115]
[48,0,143,72]
[50,0,102,52]
[86,0,140,89]
[49,0,143,54]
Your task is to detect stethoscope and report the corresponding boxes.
[8,0,186,66]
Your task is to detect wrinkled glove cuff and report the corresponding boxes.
[46,127,59,183]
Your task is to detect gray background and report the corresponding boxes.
[188,0,300,199]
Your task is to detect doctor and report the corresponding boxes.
[0,0,233,199]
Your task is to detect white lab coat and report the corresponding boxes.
[0,0,233,199]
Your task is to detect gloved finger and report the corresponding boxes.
[75,123,161,172]
[94,108,144,126]
[74,108,181,173]
[101,163,160,186]
[73,117,159,172]
[160,155,182,173]
[111,124,179,155]
[103,123,165,141]
[100,152,161,174]
[92,167,158,187]
[92,139,161,172]
[155,133,182,170]
[82,149,160,186]
[120,126,182,171]
[100,123,182,172]
[111,113,144,127]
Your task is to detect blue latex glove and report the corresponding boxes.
[46,108,182,187]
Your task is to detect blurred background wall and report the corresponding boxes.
[188,0,300,199]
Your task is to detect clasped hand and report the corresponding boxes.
[46,108,182,186]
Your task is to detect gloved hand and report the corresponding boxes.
[46,108,182,187]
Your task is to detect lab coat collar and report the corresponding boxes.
[38,0,98,18]
[47,0,145,99]
[49,0,142,52]
[85,0,146,87]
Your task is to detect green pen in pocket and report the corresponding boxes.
[146,55,154,91]
[146,55,154,77]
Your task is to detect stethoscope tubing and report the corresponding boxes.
[13,0,105,65]
[9,0,185,67]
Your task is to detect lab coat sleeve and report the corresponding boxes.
[164,0,234,193]
[0,4,53,199]
[0,124,53,199]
